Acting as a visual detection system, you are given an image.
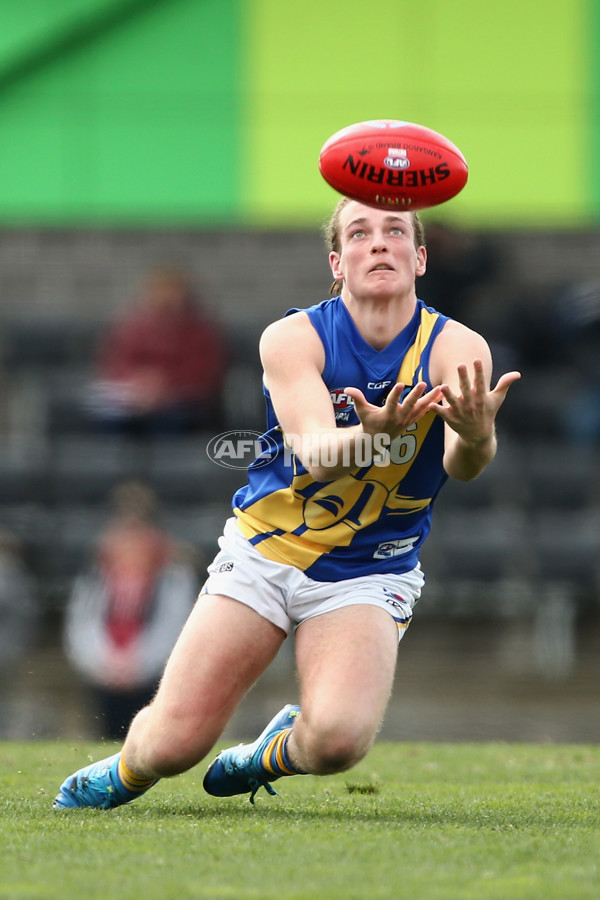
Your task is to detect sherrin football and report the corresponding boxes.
[319,119,468,211]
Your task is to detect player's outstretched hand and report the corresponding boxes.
[345,381,444,440]
[429,359,521,444]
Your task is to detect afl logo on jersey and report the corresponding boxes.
[330,388,355,423]
[330,389,354,409]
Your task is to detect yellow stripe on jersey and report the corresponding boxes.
[236,508,329,569]
[396,307,439,387]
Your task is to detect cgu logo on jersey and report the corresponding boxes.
[330,388,355,423]
[367,380,392,391]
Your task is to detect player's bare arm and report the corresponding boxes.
[260,313,357,480]
[428,320,521,481]
[260,315,441,481]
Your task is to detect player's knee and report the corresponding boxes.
[299,716,373,775]
[311,736,369,774]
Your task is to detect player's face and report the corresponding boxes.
[329,201,426,301]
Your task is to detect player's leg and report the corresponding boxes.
[288,604,398,774]
[203,603,399,801]
[123,593,285,776]
[54,594,286,809]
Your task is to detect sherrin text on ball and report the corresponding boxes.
[319,119,468,210]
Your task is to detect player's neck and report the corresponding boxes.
[341,290,417,351]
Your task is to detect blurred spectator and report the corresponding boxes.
[64,481,198,739]
[85,267,228,435]
[0,528,39,737]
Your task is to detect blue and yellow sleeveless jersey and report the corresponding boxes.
[232,296,450,581]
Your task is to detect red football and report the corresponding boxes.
[319,119,468,211]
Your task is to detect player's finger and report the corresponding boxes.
[427,399,451,421]
[439,384,459,407]
[384,382,406,409]
[344,386,369,412]
[411,384,444,413]
[400,382,427,408]
[457,363,473,396]
[401,387,440,424]
[492,371,521,398]
[423,384,444,404]
[471,358,489,393]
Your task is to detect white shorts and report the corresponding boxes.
[200,517,424,640]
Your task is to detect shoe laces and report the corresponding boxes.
[247,776,278,804]
[223,748,278,804]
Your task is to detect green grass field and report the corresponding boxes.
[1,741,598,900]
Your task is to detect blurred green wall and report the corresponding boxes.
[0,0,595,227]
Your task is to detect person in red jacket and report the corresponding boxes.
[87,268,228,434]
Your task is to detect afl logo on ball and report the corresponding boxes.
[384,148,410,170]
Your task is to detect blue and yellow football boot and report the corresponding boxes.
[53,752,157,810]
[203,704,302,803]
